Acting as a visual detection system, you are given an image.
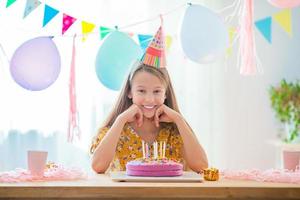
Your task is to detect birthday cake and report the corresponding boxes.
[126,158,183,177]
[126,140,183,177]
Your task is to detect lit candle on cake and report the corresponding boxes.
[154,141,158,159]
[153,141,157,159]
[145,143,149,158]
[160,141,163,158]
[163,141,166,158]
[142,140,145,159]
[152,142,155,159]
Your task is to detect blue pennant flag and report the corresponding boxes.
[23,0,42,18]
[138,34,153,50]
[43,4,59,27]
[255,17,272,43]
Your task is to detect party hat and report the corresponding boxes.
[140,26,166,68]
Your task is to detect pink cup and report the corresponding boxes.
[27,151,48,177]
[282,150,300,171]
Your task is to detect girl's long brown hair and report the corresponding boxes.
[101,62,181,131]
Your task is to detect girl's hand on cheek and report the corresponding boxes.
[154,105,180,127]
[120,104,143,127]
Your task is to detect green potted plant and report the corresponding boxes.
[269,79,300,170]
[269,79,300,143]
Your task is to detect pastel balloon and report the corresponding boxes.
[95,31,143,91]
[10,36,61,91]
[180,5,228,64]
[268,0,300,8]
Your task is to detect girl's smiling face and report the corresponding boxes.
[129,71,166,119]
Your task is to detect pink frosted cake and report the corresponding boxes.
[126,158,183,177]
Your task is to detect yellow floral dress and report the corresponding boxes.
[90,124,184,172]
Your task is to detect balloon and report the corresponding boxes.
[95,31,143,91]
[180,5,228,64]
[10,36,61,91]
[268,0,300,8]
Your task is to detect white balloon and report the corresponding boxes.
[180,5,228,64]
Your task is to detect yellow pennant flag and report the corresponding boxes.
[273,9,292,37]
[165,35,172,50]
[81,21,95,41]
[226,27,237,57]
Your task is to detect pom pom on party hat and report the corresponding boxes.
[140,25,166,68]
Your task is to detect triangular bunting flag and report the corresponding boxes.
[81,21,95,41]
[226,27,237,56]
[23,0,42,19]
[43,5,59,27]
[6,0,16,8]
[62,14,77,35]
[138,34,153,50]
[99,26,113,39]
[273,9,292,37]
[165,35,172,50]
[255,17,272,43]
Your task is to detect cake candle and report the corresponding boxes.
[163,141,166,158]
[145,143,149,158]
[142,140,145,159]
[152,142,155,159]
[154,141,158,159]
[160,141,163,158]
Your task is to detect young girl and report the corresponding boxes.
[90,62,208,173]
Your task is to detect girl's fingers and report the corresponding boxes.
[154,111,158,127]
[135,106,143,127]
[155,107,163,127]
[138,109,143,127]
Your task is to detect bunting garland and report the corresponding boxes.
[81,21,95,41]
[43,5,59,27]
[23,0,42,19]
[3,0,174,48]
[62,14,77,35]
[6,0,16,8]
[255,9,293,43]
[273,9,292,37]
[165,35,172,50]
[2,0,297,48]
[226,27,237,57]
[138,34,153,50]
[255,17,272,43]
[99,26,114,39]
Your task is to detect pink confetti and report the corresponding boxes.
[221,167,300,184]
[0,165,87,183]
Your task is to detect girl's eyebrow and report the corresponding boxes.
[135,85,164,89]
[136,85,146,88]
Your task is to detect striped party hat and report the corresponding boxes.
[140,26,166,68]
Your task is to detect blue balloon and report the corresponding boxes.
[180,5,228,64]
[95,31,143,91]
[10,36,61,91]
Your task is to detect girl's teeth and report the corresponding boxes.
[144,106,154,109]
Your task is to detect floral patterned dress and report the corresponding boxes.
[90,124,184,172]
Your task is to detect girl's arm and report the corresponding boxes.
[154,105,208,172]
[91,116,126,173]
[91,104,143,173]
[174,114,208,173]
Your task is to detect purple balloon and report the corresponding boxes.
[10,36,61,91]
